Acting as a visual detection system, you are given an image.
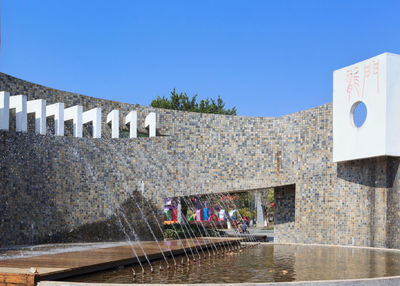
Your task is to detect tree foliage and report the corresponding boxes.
[150,89,237,115]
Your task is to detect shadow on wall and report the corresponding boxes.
[40,190,164,245]
[0,130,167,248]
[336,157,399,188]
[0,187,164,248]
[336,157,400,248]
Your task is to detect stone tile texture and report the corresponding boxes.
[0,73,399,249]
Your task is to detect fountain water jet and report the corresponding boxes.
[217,193,246,250]
[178,212,202,261]
[141,195,177,267]
[115,215,145,274]
[166,221,190,264]
[203,193,231,253]
[182,196,219,256]
[209,193,241,252]
[119,210,153,273]
[179,197,211,258]
[182,215,208,259]
[169,210,197,263]
[212,193,239,252]
[134,200,170,269]
[222,192,258,246]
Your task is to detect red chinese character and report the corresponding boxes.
[373,60,379,93]
[346,67,360,100]
[362,63,371,97]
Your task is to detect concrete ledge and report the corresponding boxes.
[38,275,400,286]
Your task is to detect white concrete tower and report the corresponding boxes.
[333,53,400,162]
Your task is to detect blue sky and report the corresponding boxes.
[1,1,400,117]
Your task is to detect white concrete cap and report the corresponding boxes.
[46,103,65,136]
[27,99,46,135]
[107,109,119,138]
[64,105,83,138]
[9,95,27,132]
[82,107,102,138]
[125,110,137,138]
[144,112,156,137]
[333,52,400,162]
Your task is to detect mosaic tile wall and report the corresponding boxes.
[274,185,295,243]
[1,73,400,249]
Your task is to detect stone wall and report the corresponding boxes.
[274,185,295,243]
[0,131,168,245]
[1,73,400,249]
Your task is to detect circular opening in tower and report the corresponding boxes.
[350,101,367,128]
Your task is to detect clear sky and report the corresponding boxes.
[1,0,400,117]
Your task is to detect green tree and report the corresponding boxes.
[150,89,237,115]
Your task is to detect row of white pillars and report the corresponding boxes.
[0,91,157,138]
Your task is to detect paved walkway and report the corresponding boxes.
[222,228,274,241]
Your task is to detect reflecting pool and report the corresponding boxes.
[66,244,400,283]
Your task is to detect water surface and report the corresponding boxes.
[66,244,400,283]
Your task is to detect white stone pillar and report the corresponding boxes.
[144,112,156,137]
[0,91,10,130]
[82,107,102,138]
[125,110,137,138]
[27,99,46,135]
[107,109,119,138]
[64,105,83,137]
[177,198,182,224]
[256,190,264,228]
[9,95,27,132]
[46,103,64,136]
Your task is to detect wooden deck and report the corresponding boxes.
[0,237,241,286]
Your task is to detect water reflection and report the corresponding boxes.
[67,244,400,283]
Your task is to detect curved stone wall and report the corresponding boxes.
[0,72,399,249]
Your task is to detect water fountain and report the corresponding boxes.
[181,197,218,256]
[3,190,400,285]
[55,193,400,284]
[115,215,145,274]
[141,196,177,267]
[203,193,234,253]
[163,218,191,265]
[216,193,250,248]
[179,215,202,261]
[119,209,154,273]
[134,200,170,269]
[221,192,258,245]
[183,218,209,259]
